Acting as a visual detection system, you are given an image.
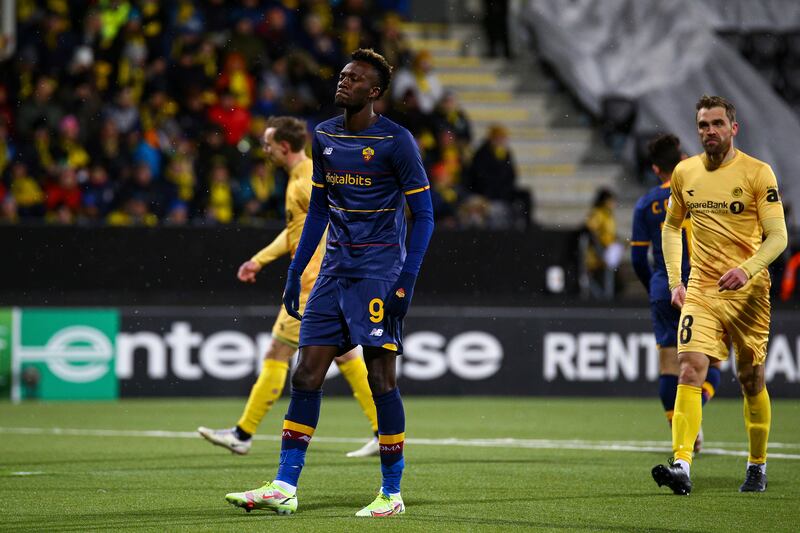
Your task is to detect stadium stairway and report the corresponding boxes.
[402,22,636,237]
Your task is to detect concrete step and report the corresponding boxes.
[433,64,506,76]
[443,76,519,92]
[519,167,632,231]
[456,90,514,103]
[518,164,622,181]
[533,205,589,229]
[431,57,506,71]
[401,21,637,232]
[437,71,499,86]
[401,22,450,35]
[464,93,571,111]
[408,37,462,54]
[510,140,594,164]
[472,125,594,143]
[470,111,584,128]
[507,132,618,165]
[464,94,575,125]
[466,106,534,123]
[402,23,481,42]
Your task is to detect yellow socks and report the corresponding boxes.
[236,358,290,435]
[672,384,702,464]
[338,356,379,433]
[744,387,771,464]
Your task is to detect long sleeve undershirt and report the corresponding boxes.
[739,216,788,279]
[251,229,290,267]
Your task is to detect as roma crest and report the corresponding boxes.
[362,146,375,162]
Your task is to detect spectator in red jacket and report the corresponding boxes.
[45,166,82,216]
[208,91,251,145]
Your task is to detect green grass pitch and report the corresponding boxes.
[1,397,799,532]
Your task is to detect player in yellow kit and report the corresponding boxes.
[198,116,379,458]
[652,95,787,495]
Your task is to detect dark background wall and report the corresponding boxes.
[5,226,800,398]
[1,225,577,307]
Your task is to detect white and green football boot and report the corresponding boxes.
[225,481,297,515]
[355,492,405,517]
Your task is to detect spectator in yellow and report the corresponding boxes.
[583,188,622,298]
[205,161,234,224]
[106,195,158,226]
[392,50,443,113]
[9,161,45,218]
[58,115,90,169]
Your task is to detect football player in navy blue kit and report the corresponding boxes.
[225,49,434,518]
[630,134,720,452]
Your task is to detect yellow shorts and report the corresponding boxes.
[271,307,301,348]
[271,266,319,348]
[678,290,770,365]
[269,242,324,347]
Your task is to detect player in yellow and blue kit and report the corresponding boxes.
[652,96,787,495]
[630,134,720,452]
[225,49,434,517]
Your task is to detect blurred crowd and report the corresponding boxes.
[0,0,528,229]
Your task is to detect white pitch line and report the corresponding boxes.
[2,426,800,460]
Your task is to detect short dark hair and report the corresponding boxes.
[647,133,682,174]
[593,187,615,208]
[266,116,307,152]
[696,94,736,124]
[351,48,393,97]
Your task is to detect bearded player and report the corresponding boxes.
[630,133,721,452]
[652,95,787,495]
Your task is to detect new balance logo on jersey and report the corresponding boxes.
[323,147,333,155]
[370,328,384,337]
[687,189,695,196]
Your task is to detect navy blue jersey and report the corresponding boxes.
[631,182,691,301]
[311,115,430,281]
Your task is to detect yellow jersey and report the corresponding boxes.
[666,149,784,298]
[252,158,325,279]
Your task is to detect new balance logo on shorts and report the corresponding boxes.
[370,328,383,336]
[323,147,333,155]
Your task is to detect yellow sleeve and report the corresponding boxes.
[662,172,688,290]
[251,228,290,267]
[296,175,312,214]
[739,216,787,279]
[754,164,784,221]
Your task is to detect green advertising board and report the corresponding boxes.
[0,308,11,398]
[6,308,119,401]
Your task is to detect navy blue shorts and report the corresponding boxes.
[650,299,680,348]
[299,275,403,353]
